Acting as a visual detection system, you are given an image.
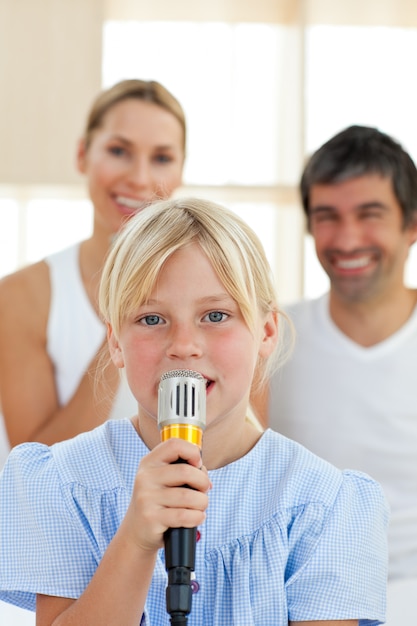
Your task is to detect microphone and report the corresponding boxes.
[158,369,206,626]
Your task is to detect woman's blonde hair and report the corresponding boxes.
[83,79,186,151]
[99,197,292,388]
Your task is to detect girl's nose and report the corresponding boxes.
[166,324,203,360]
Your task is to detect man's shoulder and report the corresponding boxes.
[283,293,328,327]
[284,293,327,313]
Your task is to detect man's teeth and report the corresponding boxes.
[336,257,371,269]
[116,196,147,210]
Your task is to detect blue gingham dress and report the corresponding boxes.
[0,421,388,625]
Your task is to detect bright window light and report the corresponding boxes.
[306,26,417,160]
[303,234,329,300]
[103,21,288,186]
[102,20,290,297]
[25,199,93,263]
[227,201,278,274]
[0,200,19,278]
[305,25,417,293]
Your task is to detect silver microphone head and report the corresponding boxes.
[158,369,206,432]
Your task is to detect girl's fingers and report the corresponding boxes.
[151,462,211,491]
[124,438,211,550]
[149,437,204,468]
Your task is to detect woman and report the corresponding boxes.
[0,79,186,463]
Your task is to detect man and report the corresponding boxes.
[259,126,417,623]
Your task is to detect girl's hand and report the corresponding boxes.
[121,438,211,554]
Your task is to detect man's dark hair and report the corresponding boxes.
[301,125,417,229]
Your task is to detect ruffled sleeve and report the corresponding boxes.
[0,441,124,611]
[285,470,389,625]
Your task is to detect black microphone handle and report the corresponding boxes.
[164,459,197,624]
[164,527,196,615]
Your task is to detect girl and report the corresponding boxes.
[0,198,388,625]
[0,79,186,464]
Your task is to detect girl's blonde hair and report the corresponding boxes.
[99,197,293,388]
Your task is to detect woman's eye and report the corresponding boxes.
[139,315,162,326]
[154,153,173,164]
[205,311,228,323]
[109,146,127,157]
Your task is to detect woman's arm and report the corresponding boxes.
[36,532,157,626]
[0,262,120,447]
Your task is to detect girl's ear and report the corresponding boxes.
[258,309,279,359]
[76,138,88,174]
[107,324,125,369]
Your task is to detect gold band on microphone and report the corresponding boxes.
[160,424,203,449]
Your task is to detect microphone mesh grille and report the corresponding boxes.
[160,369,204,381]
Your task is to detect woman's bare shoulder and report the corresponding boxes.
[0,260,50,325]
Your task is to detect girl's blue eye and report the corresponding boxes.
[141,315,161,326]
[207,311,227,323]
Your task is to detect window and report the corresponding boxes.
[102,20,303,301]
[103,21,300,186]
[305,24,417,293]
[2,15,417,297]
